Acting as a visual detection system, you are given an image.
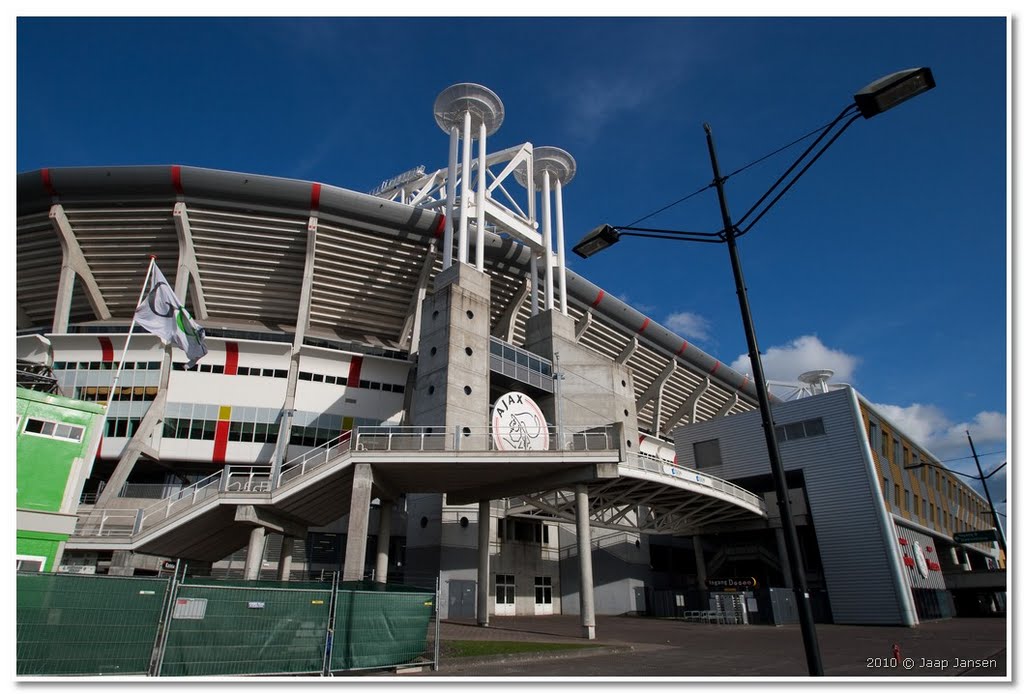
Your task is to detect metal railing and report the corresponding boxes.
[279,431,353,486]
[354,424,618,453]
[625,452,766,513]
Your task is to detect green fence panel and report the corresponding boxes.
[17,573,168,676]
[330,585,434,671]
[159,580,332,677]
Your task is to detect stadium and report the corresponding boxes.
[16,84,1001,632]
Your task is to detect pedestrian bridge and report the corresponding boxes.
[68,424,766,562]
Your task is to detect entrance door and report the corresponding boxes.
[448,580,476,619]
[534,576,553,615]
[495,574,515,616]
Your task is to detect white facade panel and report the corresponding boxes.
[673,388,913,625]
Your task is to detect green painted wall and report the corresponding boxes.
[16,387,104,514]
[17,530,67,572]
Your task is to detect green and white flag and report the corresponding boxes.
[134,263,208,368]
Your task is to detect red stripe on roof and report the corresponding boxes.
[348,356,363,388]
[171,165,183,194]
[676,341,689,356]
[638,317,650,334]
[710,361,720,374]
[41,168,57,196]
[433,212,446,238]
[98,337,114,363]
[591,290,605,307]
[741,375,749,389]
[213,420,230,463]
[310,182,322,211]
[638,434,646,446]
[224,342,239,376]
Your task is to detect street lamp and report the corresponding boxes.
[904,430,1007,555]
[573,69,934,677]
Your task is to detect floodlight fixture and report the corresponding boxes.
[854,67,935,119]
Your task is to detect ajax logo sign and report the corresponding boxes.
[492,391,549,451]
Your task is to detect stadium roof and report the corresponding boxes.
[17,165,761,438]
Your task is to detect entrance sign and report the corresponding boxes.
[953,529,998,544]
[912,541,929,579]
[492,391,549,451]
[705,576,757,590]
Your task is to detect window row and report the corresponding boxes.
[298,371,406,393]
[172,362,288,378]
[22,417,85,443]
[162,418,280,444]
[774,417,825,443]
[497,518,550,544]
[77,386,158,403]
[54,361,161,371]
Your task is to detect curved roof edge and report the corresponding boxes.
[18,164,759,403]
[17,165,445,238]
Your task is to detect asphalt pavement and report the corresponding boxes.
[407,614,1007,679]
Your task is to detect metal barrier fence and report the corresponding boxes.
[17,572,170,676]
[17,571,439,677]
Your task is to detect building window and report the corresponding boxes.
[23,417,85,443]
[496,574,515,605]
[883,477,891,500]
[895,483,903,509]
[904,489,911,511]
[868,420,879,450]
[693,439,722,469]
[882,431,890,460]
[775,417,826,443]
[535,576,552,605]
[16,555,46,572]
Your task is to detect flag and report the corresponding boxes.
[134,262,208,368]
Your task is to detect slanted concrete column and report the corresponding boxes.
[575,484,596,640]
[277,535,294,581]
[477,500,491,626]
[343,464,374,581]
[244,526,267,580]
[693,535,708,587]
[107,550,136,577]
[374,500,394,584]
[775,527,794,589]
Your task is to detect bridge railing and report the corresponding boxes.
[353,424,618,453]
[624,452,766,513]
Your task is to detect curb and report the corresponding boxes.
[431,644,636,670]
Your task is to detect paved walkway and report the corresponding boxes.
[414,615,1007,678]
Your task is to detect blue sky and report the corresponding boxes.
[14,15,1010,515]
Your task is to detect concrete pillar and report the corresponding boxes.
[477,500,491,626]
[342,464,374,581]
[775,527,794,589]
[375,500,394,584]
[575,484,596,640]
[693,535,708,587]
[277,535,294,581]
[107,550,136,577]
[244,526,267,580]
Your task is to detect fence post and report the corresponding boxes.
[133,509,145,534]
[432,576,441,671]
[151,559,182,676]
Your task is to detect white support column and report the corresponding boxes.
[575,484,596,640]
[555,179,568,316]
[172,202,208,319]
[244,526,267,580]
[529,253,540,316]
[541,170,554,311]
[50,204,111,329]
[457,111,472,265]
[475,121,487,271]
[477,500,491,626]
[375,500,393,585]
[443,126,458,270]
[277,536,294,581]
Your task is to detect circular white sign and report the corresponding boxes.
[491,391,549,451]
[912,541,929,579]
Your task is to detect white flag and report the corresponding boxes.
[134,263,208,368]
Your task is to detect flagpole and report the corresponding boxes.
[96,255,157,456]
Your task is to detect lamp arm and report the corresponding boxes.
[617,230,723,244]
[737,110,861,238]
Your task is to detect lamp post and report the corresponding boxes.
[573,68,934,677]
[905,430,1007,555]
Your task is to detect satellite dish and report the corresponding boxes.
[513,146,576,189]
[798,369,834,393]
[433,83,504,136]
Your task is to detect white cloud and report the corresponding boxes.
[729,335,859,385]
[664,311,712,342]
